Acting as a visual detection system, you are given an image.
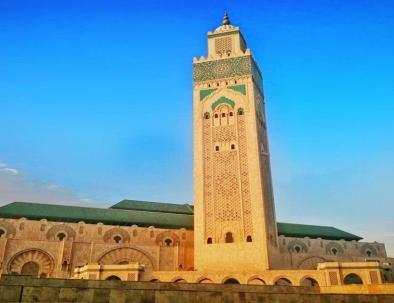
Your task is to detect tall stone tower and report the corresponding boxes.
[193,14,278,273]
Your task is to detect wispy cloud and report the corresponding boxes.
[1,167,19,175]
[0,163,96,207]
[0,163,19,175]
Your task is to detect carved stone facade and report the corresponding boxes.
[0,218,193,279]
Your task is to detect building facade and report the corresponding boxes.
[0,14,393,287]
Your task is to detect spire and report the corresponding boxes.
[222,12,230,25]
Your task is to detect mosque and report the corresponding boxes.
[0,14,393,288]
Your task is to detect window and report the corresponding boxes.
[164,238,173,246]
[229,112,233,117]
[221,113,226,117]
[0,229,5,238]
[215,146,219,151]
[113,235,122,243]
[238,108,244,115]
[225,232,234,243]
[224,278,240,284]
[231,144,235,150]
[294,246,301,253]
[344,273,363,285]
[366,250,372,257]
[275,278,292,286]
[57,232,66,241]
[331,248,338,255]
[246,235,252,242]
[204,112,210,119]
[301,277,319,287]
[207,237,212,244]
[106,275,121,281]
[214,113,219,118]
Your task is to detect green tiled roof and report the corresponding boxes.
[0,201,362,241]
[0,202,193,229]
[277,222,362,241]
[110,200,194,215]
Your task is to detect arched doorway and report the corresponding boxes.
[275,278,292,286]
[21,261,39,276]
[105,275,121,281]
[300,277,319,287]
[223,278,240,284]
[344,273,363,285]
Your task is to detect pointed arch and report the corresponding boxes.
[247,275,266,285]
[300,276,319,287]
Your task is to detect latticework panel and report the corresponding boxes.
[215,37,232,55]
[213,150,240,221]
[202,106,256,241]
[203,117,214,238]
[213,125,236,141]
[237,114,253,237]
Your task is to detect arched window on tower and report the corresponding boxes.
[57,232,67,241]
[113,235,122,243]
[225,232,234,243]
[207,237,212,244]
[246,235,252,242]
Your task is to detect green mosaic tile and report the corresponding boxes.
[228,84,246,95]
[200,88,217,101]
[193,56,252,82]
[211,96,235,110]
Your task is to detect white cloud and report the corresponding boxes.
[0,163,7,168]
[1,167,19,175]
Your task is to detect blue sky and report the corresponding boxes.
[0,0,393,254]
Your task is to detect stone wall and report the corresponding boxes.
[1,275,394,303]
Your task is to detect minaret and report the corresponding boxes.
[193,14,278,273]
